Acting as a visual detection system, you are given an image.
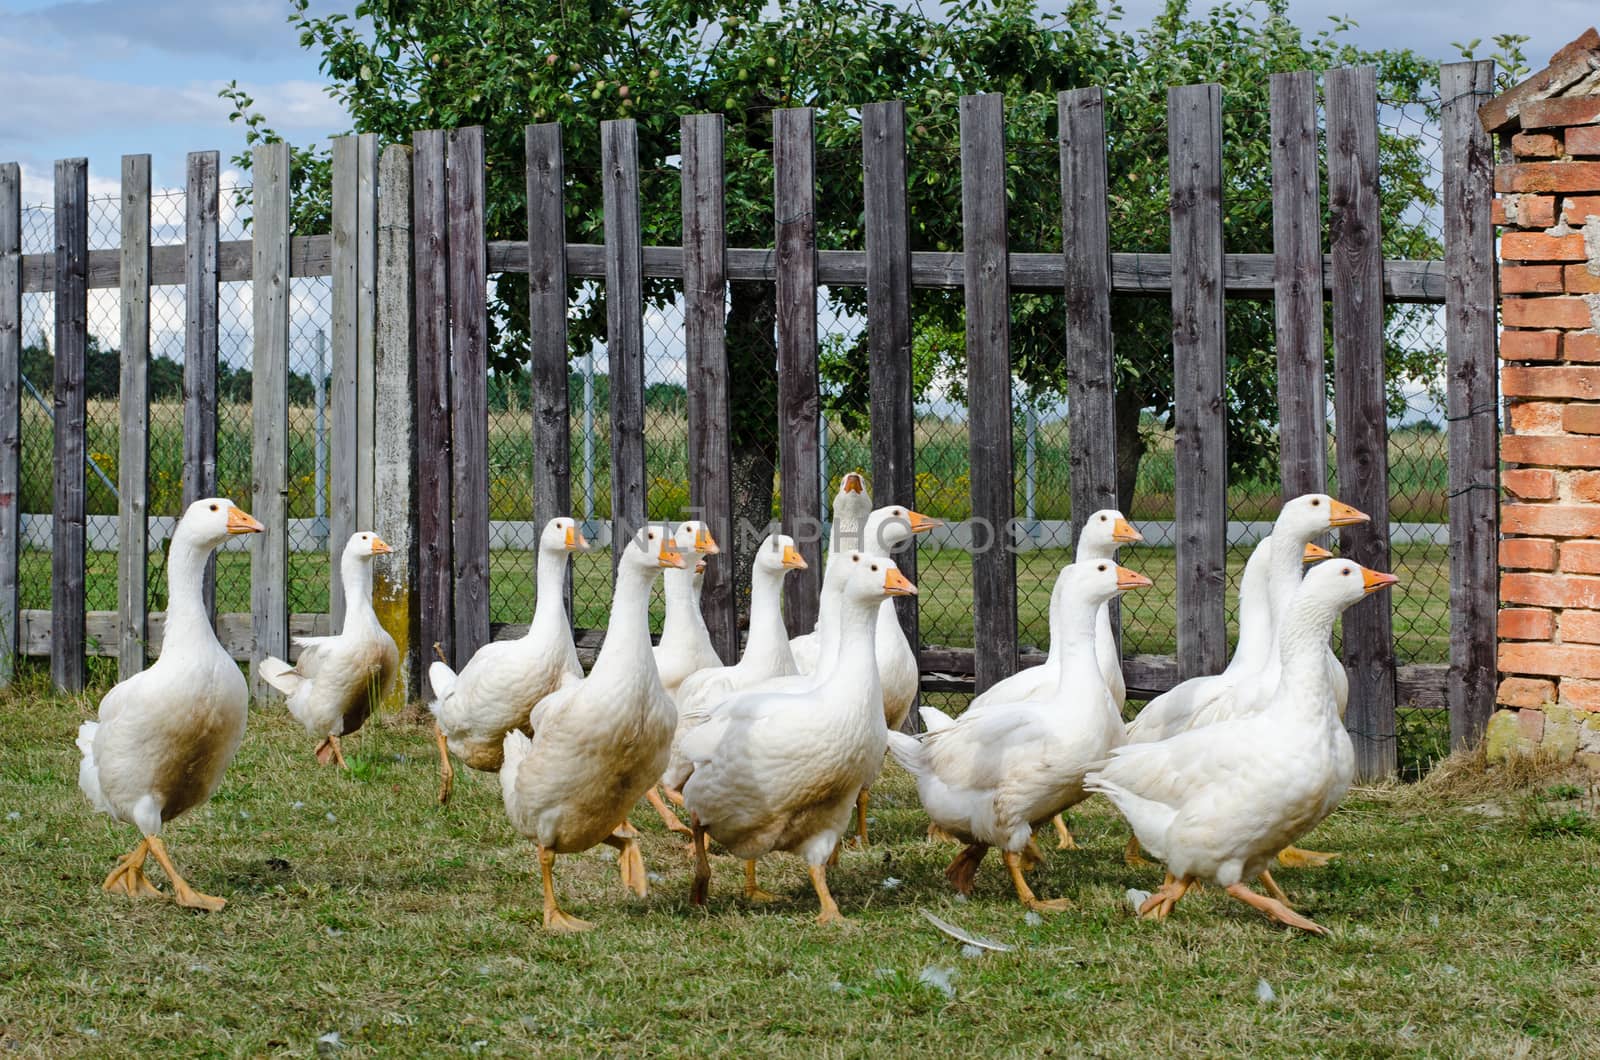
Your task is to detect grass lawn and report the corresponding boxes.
[4,671,1598,1055]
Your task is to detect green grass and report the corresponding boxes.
[4,670,1599,1055]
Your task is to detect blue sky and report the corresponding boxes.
[1,0,1595,204]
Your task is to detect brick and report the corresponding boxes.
[1564,195,1600,223]
[1500,607,1555,640]
[1499,641,1600,680]
[1561,540,1600,574]
[1513,131,1564,158]
[1564,264,1600,294]
[1502,365,1600,399]
[1502,297,1596,329]
[1569,125,1600,157]
[1568,405,1600,435]
[1497,676,1556,708]
[1501,537,1557,570]
[1502,468,1557,499]
[1560,678,1600,712]
[1500,231,1590,261]
[1492,198,1508,225]
[1520,195,1560,227]
[1509,400,1564,433]
[1502,265,1565,293]
[1572,470,1600,503]
[1502,433,1600,467]
[1520,708,1547,742]
[1500,329,1561,361]
[1502,571,1600,610]
[1518,97,1600,129]
[1497,162,1600,194]
[1560,610,1600,644]
[1567,333,1600,362]
[1503,504,1600,538]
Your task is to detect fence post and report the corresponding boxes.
[774,107,823,634]
[356,134,379,537]
[1270,71,1328,499]
[412,129,453,668]
[52,157,88,692]
[1168,84,1229,680]
[960,93,1018,693]
[117,155,151,679]
[682,114,737,662]
[330,136,360,624]
[250,142,291,694]
[1440,59,1499,751]
[0,163,18,684]
[1328,66,1397,779]
[375,143,418,706]
[183,150,220,618]
[447,127,490,665]
[863,100,919,713]
[602,119,647,567]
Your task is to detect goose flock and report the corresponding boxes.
[76,479,1394,936]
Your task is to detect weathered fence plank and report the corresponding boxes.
[447,126,490,665]
[1270,71,1328,499]
[412,129,453,667]
[863,100,919,697]
[0,163,19,684]
[681,114,736,661]
[374,143,418,705]
[525,123,573,606]
[52,157,88,691]
[356,133,379,534]
[1168,84,1228,680]
[183,150,220,616]
[117,156,151,679]
[774,107,822,634]
[602,119,647,565]
[250,142,291,691]
[1441,60,1500,752]
[1327,66,1397,779]
[329,136,359,624]
[960,93,1017,692]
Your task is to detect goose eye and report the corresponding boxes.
[1099,515,1107,521]
[209,503,218,511]
[1311,498,1321,506]
[1342,568,1350,576]
[1098,563,1107,571]
[871,564,879,571]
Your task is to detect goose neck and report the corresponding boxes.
[340,553,381,632]
[527,547,572,636]
[740,566,792,671]
[1271,599,1341,717]
[160,532,220,656]
[594,563,657,672]
[816,596,881,691]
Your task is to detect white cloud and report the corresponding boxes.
[14,0,321,62]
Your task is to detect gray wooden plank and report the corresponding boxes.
[863,100,920,717]
[1327,66,1397,780]
[117,154,151,679]
[52,157,88,691]
[601,119,647,566]
[774,107,823,635]
[526,122,573,556]
[0,163,19,684]
[681,114,736,662]
[959,93,1018,692]
[1270,71,1328,500]
[1440,60,1500,752]
[356,133,379,535]
[329,135,358,624]
[374,142,418,707]
[183,150,220,617]
[1168,84,1229,680]
[250,142,291,691]
[412,129,453,666]
[447,126,490,665]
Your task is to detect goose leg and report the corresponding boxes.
[1124,834,1155,868]
[1051,815,1078,850]
[537,846,592,933]
[926,822,959,843]
[689,815,712,906]
[100,838,162,898]
[944,842,989,895]
[1258,870,1293,907]
[807,863,845,925]
[1226,882,1328,935]
[315,735,349,769]
[433,723,454,805]
[645,787,693,835]
[602,825,648,898]
[849,789,871,848]
[743,860,778,903]
[1003,849,1073,913]
[1276,846,1340,869]
[1021,837,1045,872]
[1138,872,1192,919]
[144,836,225,912]
[663,786,686,807]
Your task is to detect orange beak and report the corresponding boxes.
[226,507,265,535]
[694,527,720,555]
[906,509,940,534]
[566,525,590,551]
[1361,567,1399,594]
[370,536,393,555]
[1328,499,1370,527]
[883,567,918,596]
[781,544,808,570]
[1302,543,1332,562]
[1115,566,1153,591]
[1112,518,1143,544]
[843,471,865,494]
[659,541,686,569]
[694,559,708,575]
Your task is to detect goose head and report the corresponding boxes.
[754,533,808,577]
[672,519,720,561]
[624,524,686,574]
[1062,557,1152,611]
[859,504,940,555]
[343,531,393,563]
[831,471,873,538]
[1301,557,1398,612]
[1078,509,1143,555]
[175,497,263,552]
[842,552,917,606]
[541,516,589,554]
[1277,493,1369,543]
[1302,542,1333,563]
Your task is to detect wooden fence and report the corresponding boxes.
[0,63,1499,779]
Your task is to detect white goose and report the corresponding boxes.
[889,559,1150,912]
[1086,558,1397,935]
[259,531,398,769]
[677,554,916,922]
[500,524,684,932]
[77,498,264,911]
[426,517,586,803]
[654,520,722,700]
[786,472,871,669]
